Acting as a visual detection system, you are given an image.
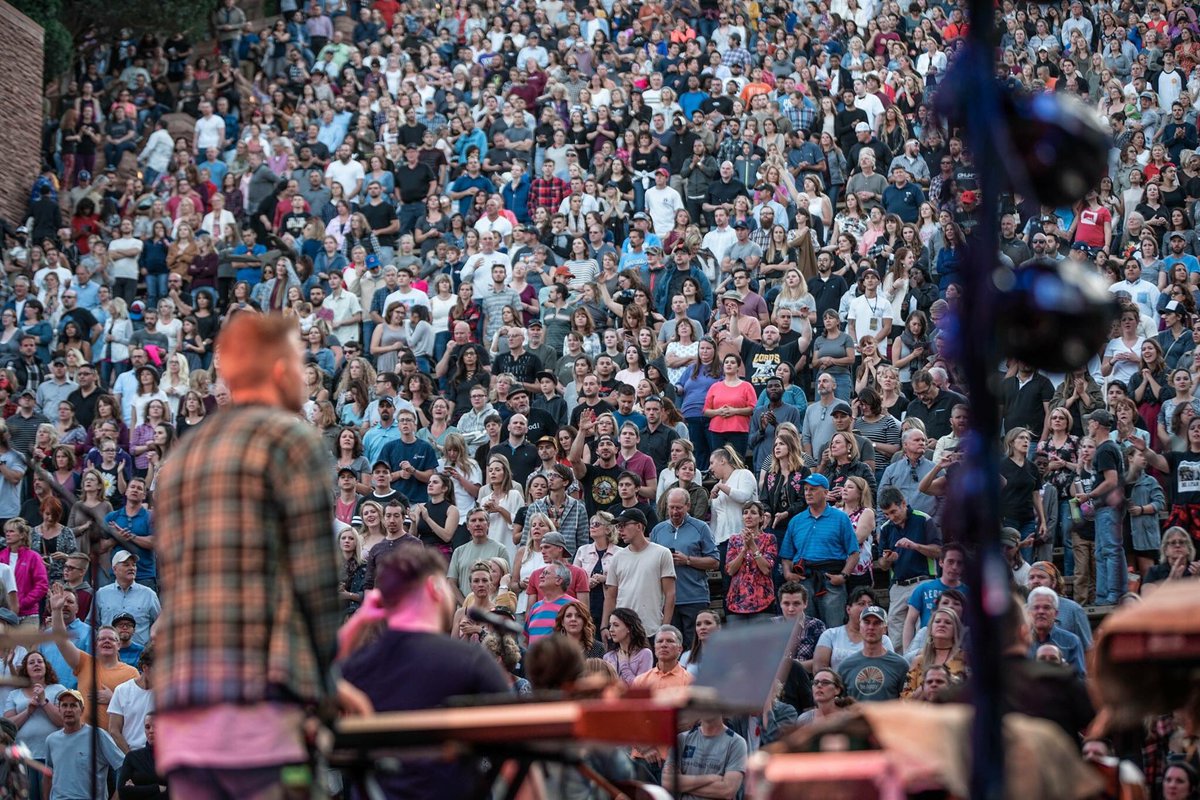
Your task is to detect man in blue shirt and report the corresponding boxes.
[1163,231,1200,278]
[380,408,439,503]
[875,486,942,644]
[97,551,160,648]
[362,397,401,463]
[650,487,719,647]
[881,165,926,223]
[105,477,156,593]
[902,542,967,651]
[1026,586,1087,675]
[449,156,496,216]
[780,474,860,626]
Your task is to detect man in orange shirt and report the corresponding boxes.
[50,583,139,732]
[630,625,693,782]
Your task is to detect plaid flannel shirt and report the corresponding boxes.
[155,405,342,711]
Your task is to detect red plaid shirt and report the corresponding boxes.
[528,176,570,218]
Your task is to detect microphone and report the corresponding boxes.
[466,606,525,638]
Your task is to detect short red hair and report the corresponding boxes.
[216,313,298,394]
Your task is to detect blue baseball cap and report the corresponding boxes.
[802,473,830,490]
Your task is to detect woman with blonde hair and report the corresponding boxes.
[479,454,525,562]
[773,268,816,321]
[574,511,619,625]
[708,444,758,562]
[510,512,553,618]
[901,607,967,698]
[97,297,132,386]
[838,475,876,590]
[161,352,190,418]
[67,468,113,555]
[0,519,46,623]
[355,500,387,555]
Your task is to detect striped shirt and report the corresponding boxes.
[155,405,341,711]
[525,595,572,641]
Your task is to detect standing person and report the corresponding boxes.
[703,354,757,457]
[724,501,779,621]
[779,474,860,626]
[875,487,942,644]
[43,688,126,800]
[154,314,358,795]
[1075,410,1127,605]
[650,487,718,647]
[601,508,676,640]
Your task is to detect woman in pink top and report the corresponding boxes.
[703,354,759,456]
[0,520,48,623]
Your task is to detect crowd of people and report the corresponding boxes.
[7,0,1200,794]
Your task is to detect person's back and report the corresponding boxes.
[154,314,344,794]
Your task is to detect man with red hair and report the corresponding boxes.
[155,314,364,797]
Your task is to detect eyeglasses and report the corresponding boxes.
[812,679,837,687]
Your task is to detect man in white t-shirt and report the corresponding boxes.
[0,565,16,615]
[107,647,154,752]
[644,169,685,238]
[601,508,676,638]
[324,144,366,202]
[464,232,512,296]
[846,268,894,350]
[192,101,226,155]
[382,267,430,311]
[107,218,144,305]
[473,197,514,245]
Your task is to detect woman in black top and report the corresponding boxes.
[448,344,490,424]
[999,427,1047,558]
[413,473,460,560]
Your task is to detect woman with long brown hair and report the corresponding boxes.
[554,598,605,658]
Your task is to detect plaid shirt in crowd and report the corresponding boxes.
[528,176,571,218]
[156,405,342,711]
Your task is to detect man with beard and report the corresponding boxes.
[340,543,510,800]
[748,377,804,471]
[502,386,557,443]
[570,417,623,515]
[569,374,614,428]
[154,314,360,797]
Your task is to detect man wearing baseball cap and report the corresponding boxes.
[602,507,677,640]
[645,167,684,238]
[45,688,126,799]
[837,605,909,701]
[779,473,861,626]
[569,416,624,516]
[96,548,160,651]
[1077,410,1127,605]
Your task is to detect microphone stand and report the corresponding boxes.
[7,446,124,800]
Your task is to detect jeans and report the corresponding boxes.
[832,372,852,401]
[1093,505,1126,604]
[799,569,847,627]
[168,763,308,800]
[398,202,424,236]
[1057,500,1076,578]
[671,602,707,650]
[686,417,713,474]
[145,273,169,307]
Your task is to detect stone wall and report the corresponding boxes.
[0,2,44,226]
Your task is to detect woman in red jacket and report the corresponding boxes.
[0,519,48,624]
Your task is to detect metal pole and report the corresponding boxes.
[950,3,1008,799]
